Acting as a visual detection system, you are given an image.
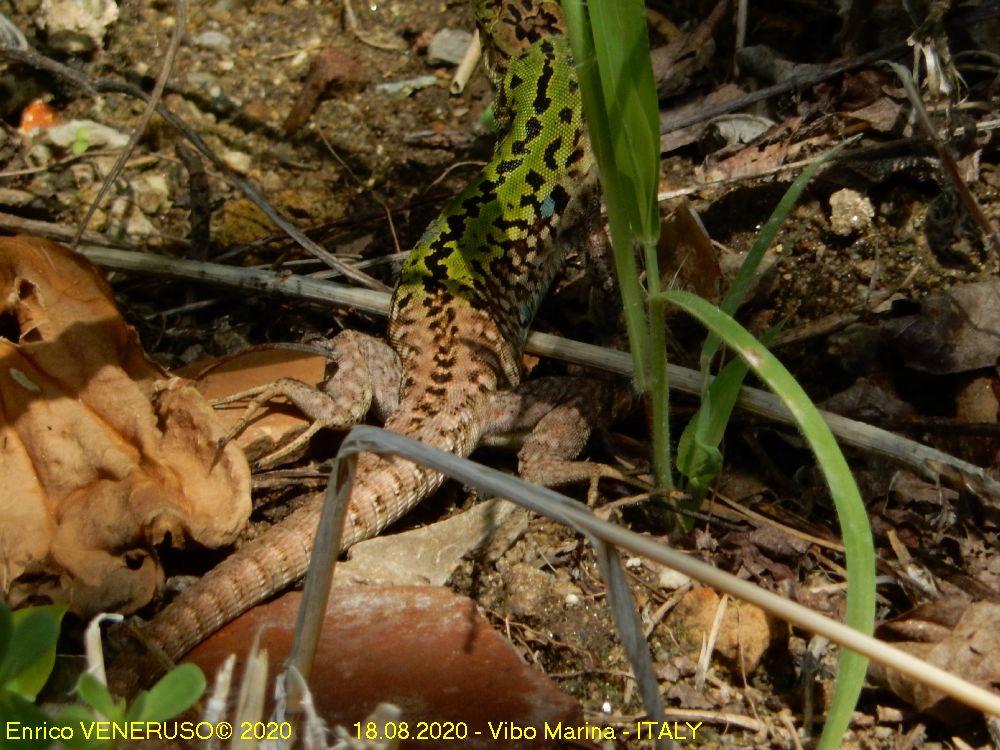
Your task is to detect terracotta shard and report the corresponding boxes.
[186,586,581,749]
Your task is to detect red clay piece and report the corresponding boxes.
[186,586,583,749]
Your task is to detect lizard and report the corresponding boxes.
[110,0,627,681]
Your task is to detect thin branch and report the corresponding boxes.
[659,42,908,136]
[70,244,1000,504]
[175,141,211,258]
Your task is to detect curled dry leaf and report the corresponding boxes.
[0,235,250,616]
[870,597,1000,722]
[885,281,1000,374]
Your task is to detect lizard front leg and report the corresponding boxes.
[213,330,402,469]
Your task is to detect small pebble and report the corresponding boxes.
[187,71,219,89]
[658,568,691,590]
[426,27,472,66]
[829,188,875,237]
[193,30,232,51]
[37,0,118,54]
[125,209,156,238]
[46,119,128,150]
[69,162,94,189]
[222,149,252,174]
[132,173,170,215]
[375,75,438,96]
[0,188,36,207]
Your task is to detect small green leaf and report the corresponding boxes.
[479,104,496,132]
[0,692,58,750]
[127,664,205,722]
[676,430,723,493]
[677,327,781,498]
[57,705,106,750]
[76,672,123,721]
[59,704,96,723]
[1,605,66,699]
[0,603,12,662]
[71,126,91,156]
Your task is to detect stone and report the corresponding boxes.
[186,71,220,89]
[192,30,232,51]
[37,0,118,54]
[124,207,156,238]
[374,75,438,96]
[426,27,473,66]
[46,119,128,150]
[666,587,779,672]
[829,188,874,237]
[0,188,36,207]
[131,173,170,215]
[220,149,252,174]
[337,499,520,586]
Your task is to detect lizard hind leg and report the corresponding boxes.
[212,330,402,469]
[481,377,634,505]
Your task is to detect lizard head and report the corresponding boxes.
[474,0,567,83]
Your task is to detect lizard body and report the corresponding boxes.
[123,0,604,669]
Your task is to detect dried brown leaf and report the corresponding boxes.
[659,200,721,302]
[0,235,250,616]
[284,46,366,136]
[844,97,905,134]
[884,282,1000,373]
[871,598,1000,722]
[666,587,780,672]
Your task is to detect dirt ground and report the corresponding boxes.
[1,0,999,748]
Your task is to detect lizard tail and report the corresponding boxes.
[133,412,471,668]
[145,500,322,663]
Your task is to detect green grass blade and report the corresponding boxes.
[561,0,649,387]
[676,354,746,493]
[684,138,859,503]
[563,0,674,491]
[585,0,660,243]
[701,136,860,366]
[658,289,875,750]
[678,326,782,496]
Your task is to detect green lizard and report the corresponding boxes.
[113,0,624,672]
